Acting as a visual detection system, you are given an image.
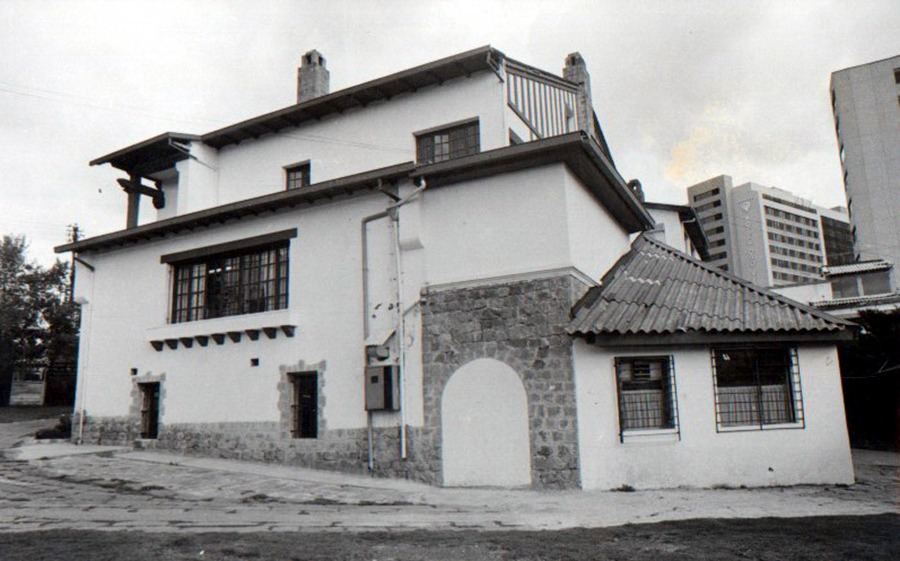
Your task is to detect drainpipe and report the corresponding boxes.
[360,179,426,466]
[73,256,96,444]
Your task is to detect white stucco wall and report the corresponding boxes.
[75,191,420,431]
[563,167,633,282]
[200,73,506,211]
[573,341,854,490]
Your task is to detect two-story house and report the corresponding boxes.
[57,46,855,490]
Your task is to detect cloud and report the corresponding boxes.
[663,105,802,188]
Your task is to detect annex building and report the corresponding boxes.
[58,47,854,490]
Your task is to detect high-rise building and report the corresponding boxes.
[830,55,900,289]
[688,177,849,287]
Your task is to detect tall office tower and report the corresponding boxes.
[819,206,854,266]
[686,175,735,272]
[688,177,845,287]
[830,56,900,289]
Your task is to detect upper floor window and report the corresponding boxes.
[164,231,294,324]
[416,119,480,164]
[894,68,900,84]
[285,161,311,190]
[711,347,804,431]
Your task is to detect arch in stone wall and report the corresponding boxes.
[441,358,531,487]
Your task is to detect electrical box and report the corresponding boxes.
[365,365,399,411]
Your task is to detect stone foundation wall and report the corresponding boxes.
[75,415,428,480]
[420,274,590,489]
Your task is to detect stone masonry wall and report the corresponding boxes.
[419,274,591,489]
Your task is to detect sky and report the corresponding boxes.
[1,0,898,266]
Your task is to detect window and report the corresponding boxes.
[695,200,722,213]
[711,347,804,430]
[168,236,291,324]
[139,383,161,439]
[614,357,679,440]
[285,162,311,190]
[894,68,900,84]
[289,372,318,438]
[416,120,480,164]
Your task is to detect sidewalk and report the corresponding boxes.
[4,439,897,532]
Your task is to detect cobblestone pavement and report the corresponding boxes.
[0,421,897,533]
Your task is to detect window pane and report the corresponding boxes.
[171,242,289,323]
[617,357,673,431]
[416,121,480,164]
[714,347,796,427]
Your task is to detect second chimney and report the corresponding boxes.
[297,50,329,104]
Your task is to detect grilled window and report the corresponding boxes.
[170,242,289,324]
[416,120,480,164]
[615,356,679,441]
[711,347,804,430]
[286,162,311,190]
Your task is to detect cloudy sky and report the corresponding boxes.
[1,0,898,266]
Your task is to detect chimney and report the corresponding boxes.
[297,50,329,104]
[563,53,593,136]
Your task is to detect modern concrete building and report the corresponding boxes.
[688,177,849,287]
[830,55,900,289]
[56,47,854,491]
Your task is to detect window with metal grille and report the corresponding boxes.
[416,120,480,164]
[170,242,289,324]
[614,356,680,441]
[289,372,318,439]
[285,162,311,190]
[711,347,804,431]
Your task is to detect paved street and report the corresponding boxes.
[0,419,897,533]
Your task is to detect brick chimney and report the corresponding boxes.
[562,53,593,136]
[297,50,329,104]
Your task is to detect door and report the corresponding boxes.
[140,383,160,439]
[291,372,318,439]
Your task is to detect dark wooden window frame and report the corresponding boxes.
[614,356,680,443]
[165,230,295,324]
[710,346,805,432]
[289,371,318,439]
[285,160,311,190]
[415,118,480,164]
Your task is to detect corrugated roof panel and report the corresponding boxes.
[567,235,851,339]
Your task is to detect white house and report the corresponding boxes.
[57,46,855,490]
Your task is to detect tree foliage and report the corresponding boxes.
[0,235,79,403]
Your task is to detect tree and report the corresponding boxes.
[0,235,79,406]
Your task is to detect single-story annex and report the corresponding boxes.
[56,46,855,490]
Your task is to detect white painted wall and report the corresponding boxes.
[76,191,421,432]
[183,73,507,213]
[442,358,531,486]
[563,167,633,281]
[573,341,854,489]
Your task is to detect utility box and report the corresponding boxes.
[365,365,399,411]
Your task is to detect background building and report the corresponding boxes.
[688,177,849,287]
[830,55,900,289]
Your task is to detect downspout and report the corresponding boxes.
[360,180,426,467]
[361,209,390,471]
[389,179,426,460]
[74,256,96,444]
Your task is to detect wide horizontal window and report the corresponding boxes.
[712,347,804,430]
[170,242,289,324]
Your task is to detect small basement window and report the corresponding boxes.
[416,119,480,164]
[614,356,680,441]
[285,161,311,190]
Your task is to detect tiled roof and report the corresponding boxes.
[822,260,892,276]
[568,235,852,340]
[814,292,900,310]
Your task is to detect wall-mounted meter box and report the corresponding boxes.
[365,365,399,411]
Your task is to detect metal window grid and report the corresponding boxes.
[711,346,805,432]
[615,356,681,443]
[170,243,289,324]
